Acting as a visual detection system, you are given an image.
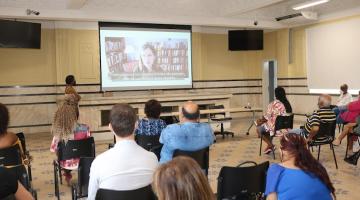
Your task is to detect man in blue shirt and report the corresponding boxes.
[159,101,215,163]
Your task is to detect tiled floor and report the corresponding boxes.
[26,118,360,200]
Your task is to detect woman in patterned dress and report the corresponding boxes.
[50,94,90,184]
[256,87,292,154]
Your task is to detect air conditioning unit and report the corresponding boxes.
[275,11,318,24]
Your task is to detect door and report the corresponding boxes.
[262,60,277,111]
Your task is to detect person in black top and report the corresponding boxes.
[0,167,33,200]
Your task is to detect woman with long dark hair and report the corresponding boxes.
[256,86,292,154]
[265,133,335,200]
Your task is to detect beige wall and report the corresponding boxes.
[4,18,354,85]
[0,29,57,85]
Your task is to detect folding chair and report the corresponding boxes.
[0,145,37,199]
[308,121,338,169]
[53,137,95,200]
[95,185,156,200]
[173,147,209,175]
[217,161,269,200]
[71,157,95,200]
[259,114,294,159]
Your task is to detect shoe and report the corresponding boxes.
[344,150,360,166]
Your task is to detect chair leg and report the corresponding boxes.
[259,135,263,156]
[345,135,350,158]
[59,165,63,185]
[220,123,225,139]
[317,145,321,161]
[53,161,60,200]
[331,144,338,169]
[28,165,32,182]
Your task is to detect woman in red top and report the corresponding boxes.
[333,91,360,149]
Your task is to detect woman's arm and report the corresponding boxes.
[14,181,34,200]
[266,192,277,200]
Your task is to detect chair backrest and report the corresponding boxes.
[6,165,31,190]
[95,185,156,200]
[57,137,95,161]
[135,135,161,151]
[16,132,27,153]
[316,120,337,138]
[0,144,22,167]
[217,161,270,200]
[173,147,209,172]
[77,157,95,196]
[274,114,294,131]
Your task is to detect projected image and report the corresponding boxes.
[104,37,189,81]
[99,25,192,91]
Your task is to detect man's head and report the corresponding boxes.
[180,101,200,122]
[340,84,348,94]
[318,94,332,108]
[65,75,76,86]
[109,104,138,138]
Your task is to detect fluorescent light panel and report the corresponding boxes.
[292,0,330,10]
[309,89,359,95]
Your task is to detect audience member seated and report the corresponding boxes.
[0,103,26,163]
[265,133,335,200]
[0,167,34,200]
[333,110,360,148]
[50,95,91,184]
[256,87,292,154]
[288,94,336,142]
[152,156,214,200]
[65,75,81,102]
[135,99,167,136]
[87,104,158,200]
[334,90,360,125]
[159,101,215,163]
[336,84,352,107]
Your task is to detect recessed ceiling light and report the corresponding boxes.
[292,0,330,10]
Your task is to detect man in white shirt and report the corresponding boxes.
[337,84,352,107]
[87,104,158,200]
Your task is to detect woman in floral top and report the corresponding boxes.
[136,99,167,136]
[50,94,90,184]
[256,87,292,154]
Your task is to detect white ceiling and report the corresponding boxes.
[0,0,360,29]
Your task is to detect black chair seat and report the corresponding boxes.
[217,161,269,200]
[54,137,95,200]
[95,185,156,200]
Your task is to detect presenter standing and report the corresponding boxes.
[65,75,81,103]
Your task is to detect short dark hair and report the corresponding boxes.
[340,84,348,93]
[0,103,9,135]
[145,99,162,119]
[182,107,200,120]
[65,75,75,85]
[110,104,137,137]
